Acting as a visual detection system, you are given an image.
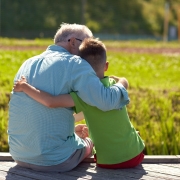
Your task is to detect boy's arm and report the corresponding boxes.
[13,77,75,108]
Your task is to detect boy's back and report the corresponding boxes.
[71,76,145,164]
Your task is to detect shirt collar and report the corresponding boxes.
[46,45,69,53]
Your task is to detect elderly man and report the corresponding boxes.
[8,23,129,172]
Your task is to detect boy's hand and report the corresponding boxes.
[13,76,27,92]
[110,75,129,89]
[75,124,89,139]
[109,75,121,83]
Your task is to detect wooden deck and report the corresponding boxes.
[0,153,180,180]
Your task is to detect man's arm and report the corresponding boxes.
[13,77,74,108]
[71,61,130,111]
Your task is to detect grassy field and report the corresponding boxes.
[0,38,180,155]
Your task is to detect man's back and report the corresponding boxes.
[8,45,86,165]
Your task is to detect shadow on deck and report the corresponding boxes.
[0,153,180,180]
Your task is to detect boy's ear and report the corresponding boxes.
[104,62,109,71]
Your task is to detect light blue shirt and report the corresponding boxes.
[8,45,129,166]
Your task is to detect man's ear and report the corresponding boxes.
[68,38,76,48]
[104,61,109,71]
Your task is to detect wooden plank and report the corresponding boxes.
[176,155,180,162]
[65,168,137,180]
[0,161,180,180]
[0,163,86,180]
[78,162,179,180]
[138,163,180,177]
[2,153,92,162]
[160,163,180,168]
[135,164,180,180]
[70,166,149,180]
[0,155,180,180]
[0,153,13,161]
[1,153,180,163]
[143,155,180,163]
[83,155,180,163]
[0,170,34,180]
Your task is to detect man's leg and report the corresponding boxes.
[16,137,93,172]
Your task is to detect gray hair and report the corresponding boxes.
[54,23,93,44]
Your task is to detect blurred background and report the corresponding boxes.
[1,0,180,41]
[0,0,180,155]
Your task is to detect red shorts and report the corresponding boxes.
[95,152,144,169]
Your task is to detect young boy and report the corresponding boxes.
[13,38,145,169]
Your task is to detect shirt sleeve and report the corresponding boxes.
[70,58,130,111]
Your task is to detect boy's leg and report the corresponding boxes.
[96,151,144,169]
[16,137,93,172]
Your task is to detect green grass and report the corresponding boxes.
[106,52,180,89]
[1,37,180,48]
[0,50,43,91]
[104,40,180,48]
[0,38,180,155]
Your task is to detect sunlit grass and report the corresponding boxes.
[106,52,180,89]
[104,40,180,48]
[0,50,43,91]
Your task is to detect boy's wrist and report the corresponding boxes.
[20,82,27,91]
[21,82,27,91]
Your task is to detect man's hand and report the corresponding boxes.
[110,75,129,89]
[13,76,27,92]
[75,124,89,139]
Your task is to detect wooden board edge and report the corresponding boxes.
[1,153,180,163]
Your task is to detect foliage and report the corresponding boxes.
[1,0,180,37]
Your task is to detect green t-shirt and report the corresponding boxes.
[70,77,145,164]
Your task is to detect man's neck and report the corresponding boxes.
[56,42,70,52]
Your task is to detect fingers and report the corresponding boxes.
[21,76,26,80]
[13,75,27,92]
[81,126,89,138]
[75,124,89,139]
[79,130,88,139]
[14,76,27,84]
